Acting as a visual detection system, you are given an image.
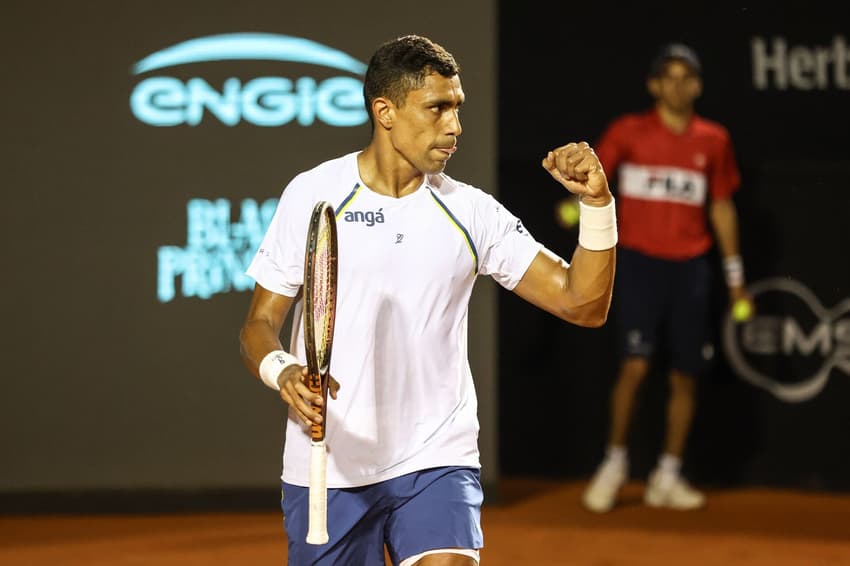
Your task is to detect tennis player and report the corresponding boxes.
[240,35,617,565]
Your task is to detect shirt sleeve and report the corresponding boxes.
[475,191,543,291]
[709,129,741,200]
[246,174,314,296]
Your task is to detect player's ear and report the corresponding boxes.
[372,97,393,130]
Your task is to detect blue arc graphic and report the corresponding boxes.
[133,33,367,75]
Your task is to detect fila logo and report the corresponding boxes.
[619,163,707,206]
[343,208,385,227]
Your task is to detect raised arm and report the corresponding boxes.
[512,142,616,327]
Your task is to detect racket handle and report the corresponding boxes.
[306,440,329,545]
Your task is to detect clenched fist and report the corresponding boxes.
[542,142,612,207]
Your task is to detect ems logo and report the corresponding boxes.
[722,277,850,402]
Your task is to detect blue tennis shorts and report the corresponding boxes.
[615,247,714,377]
[281,466,483,565]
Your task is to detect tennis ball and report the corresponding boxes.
[732,299,752,322]
[557,198,580,229]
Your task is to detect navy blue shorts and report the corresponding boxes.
[615,247,714,376]
[281,466,483,565]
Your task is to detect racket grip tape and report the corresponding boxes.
[306,440,329,545]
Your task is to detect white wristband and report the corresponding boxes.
[578,198,618,251]
[259,350,300,391]
[723,255,745,287]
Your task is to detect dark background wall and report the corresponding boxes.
[2,1,849,510]
[498,3,850,490]
[1,0,499,504]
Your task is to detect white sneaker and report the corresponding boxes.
[582,461,627,513]
[643,471,706,510]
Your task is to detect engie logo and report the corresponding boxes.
[722,277,850,402]
[130,33,368,127]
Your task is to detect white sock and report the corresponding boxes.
[658,453,681,474]
[656,453,681,486]
[605,445,628,469]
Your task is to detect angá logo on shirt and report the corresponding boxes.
[343,208,385,227]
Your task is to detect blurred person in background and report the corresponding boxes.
[582,43,751,512]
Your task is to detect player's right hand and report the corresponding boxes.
[277,365,340,426]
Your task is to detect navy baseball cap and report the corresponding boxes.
[648,43,701,77]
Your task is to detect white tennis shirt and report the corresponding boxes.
[247,152,542,488]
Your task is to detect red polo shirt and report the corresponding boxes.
[596,109,740,260]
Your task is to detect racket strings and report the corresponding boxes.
[312,218,333,368]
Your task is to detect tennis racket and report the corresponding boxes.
[303,201,338,545]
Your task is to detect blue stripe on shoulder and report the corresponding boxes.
[335,183,362,218]
[427,188,479,274]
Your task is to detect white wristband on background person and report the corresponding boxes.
[578,198,618,251]
[723,255,745,287]
[259,350,300,391]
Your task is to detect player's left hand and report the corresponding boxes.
[542,142,612,207]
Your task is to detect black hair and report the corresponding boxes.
[363,35,460,126]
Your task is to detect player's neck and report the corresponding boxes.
[656,104,693,134]
[357,146,425,198]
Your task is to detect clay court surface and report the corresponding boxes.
[2,479,849,565]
